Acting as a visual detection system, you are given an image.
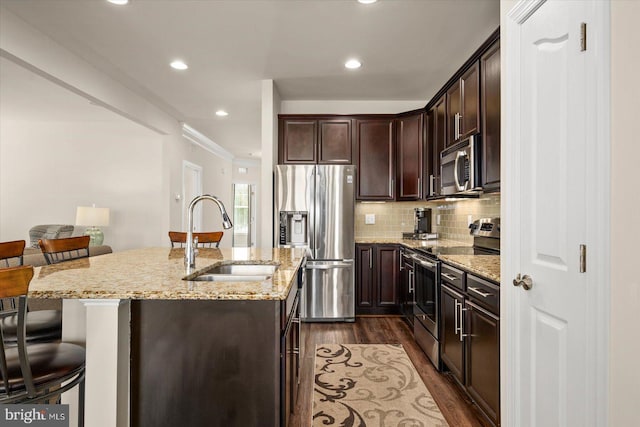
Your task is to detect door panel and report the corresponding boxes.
[507,0,598,425]
[318,119,352,164]
[441,285,464,384]
[314,165,355,260]
[446,83,460,147]
[280,120,316,164]
[305,261,354,320]
[376,246,399,307]
[460,62,480,138]
[355,119,395,200]
[396,114,423,200]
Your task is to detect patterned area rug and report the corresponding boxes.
[313,344,448,427]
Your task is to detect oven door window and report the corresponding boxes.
[414,260,439,337]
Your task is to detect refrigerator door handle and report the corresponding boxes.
[306,261,354,270]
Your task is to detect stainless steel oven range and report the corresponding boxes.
[411,250,442,370]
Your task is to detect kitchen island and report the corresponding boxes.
[29,247,306,427]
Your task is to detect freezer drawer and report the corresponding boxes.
[302,260,355,321]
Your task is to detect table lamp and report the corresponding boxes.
[76,205,110,246]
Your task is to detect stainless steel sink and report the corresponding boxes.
[189,263,278,282]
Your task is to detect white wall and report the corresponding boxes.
[280,100,425,115]
[610,1,640,424]
[165,136,233,248]
[0,121,164,251]
[1,7,234,250]
[260,80,280,249]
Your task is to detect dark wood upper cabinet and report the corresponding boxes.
[318,119,352,164]
[355,119,395,200]
[481,41,501,192]
[396,113,424,200]
[279,119,317,164]
[461,62,480,139]
[446,83,461,148]
[278,117,353,165]
[446,61,480,147]
[426,95,446,198]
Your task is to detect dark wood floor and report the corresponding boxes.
[290,316,492,427]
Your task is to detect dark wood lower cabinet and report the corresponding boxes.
[356,244,400,315]
[466,301,500,425]
[441,284,465,384]
[131,277,302,427]
[441,266,500,426]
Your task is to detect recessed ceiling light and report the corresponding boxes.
[345,59,362,69]
[107,0,129,5]
[215,110,229,117]
[358,0,378,4]
[170,60,188,70]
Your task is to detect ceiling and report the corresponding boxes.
[1,0,500,160]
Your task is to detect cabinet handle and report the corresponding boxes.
[409,270,414,293]
[459,304,468,342]
[417,178,421,197]
[454,299,460,336]
[468,286,492,298]
[457,113,463,139]
[389,178,394,198]
[441,272,458,282]
[369,248,372,269]
[429,175,435,197]
[454,113,459,140]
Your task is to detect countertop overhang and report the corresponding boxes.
[28,247,306,301]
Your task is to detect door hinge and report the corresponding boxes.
[580,22,587,51]
[579,244,587,273]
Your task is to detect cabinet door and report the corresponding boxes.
[441,285,465,384]
[465,300,500,426]
[355,119,395,200]
[318,119,352,164]
[430,96,447,197]
[376,246,399,308]
[280,119,317,164]
[481,41,501,191]
[396,113,424,200]
[355,245,374,310]
[460,62,480,139]
[446,82,461,147]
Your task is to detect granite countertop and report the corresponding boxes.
[438,255,500,283]
[356,237,500,283]
[28,247,306,301]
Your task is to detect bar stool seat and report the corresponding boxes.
[0,265,85,424]
[1,343,85,393]
[0,240,62,344]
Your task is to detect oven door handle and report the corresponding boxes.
[412,257,436,269]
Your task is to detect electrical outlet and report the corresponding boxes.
[468,215,473,226]
[365,214,376,225]
[437,214,441,225]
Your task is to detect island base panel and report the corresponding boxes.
[131,300,281,427]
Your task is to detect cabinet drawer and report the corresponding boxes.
[467,274,499,314]
[441,264,465,292]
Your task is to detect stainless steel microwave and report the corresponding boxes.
[440,135,482,196]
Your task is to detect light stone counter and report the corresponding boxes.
[356,238,500,283]
[438,254,500,283]
[29,247,306,301]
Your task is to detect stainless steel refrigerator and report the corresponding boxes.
[274,164,355,322]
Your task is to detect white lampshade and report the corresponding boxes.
[76,206,110,227]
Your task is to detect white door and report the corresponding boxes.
[182,161,203,232]
[504,1,609,426]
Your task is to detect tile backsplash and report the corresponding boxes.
[355,193,501,244]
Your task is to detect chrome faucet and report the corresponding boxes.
[185,194,233,271]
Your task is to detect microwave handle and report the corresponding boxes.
[454,150,468,192]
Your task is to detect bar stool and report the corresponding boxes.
[168,231,223,248]
[38,236,90,264]
[0,240,62,343]
[0,265,85,426]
